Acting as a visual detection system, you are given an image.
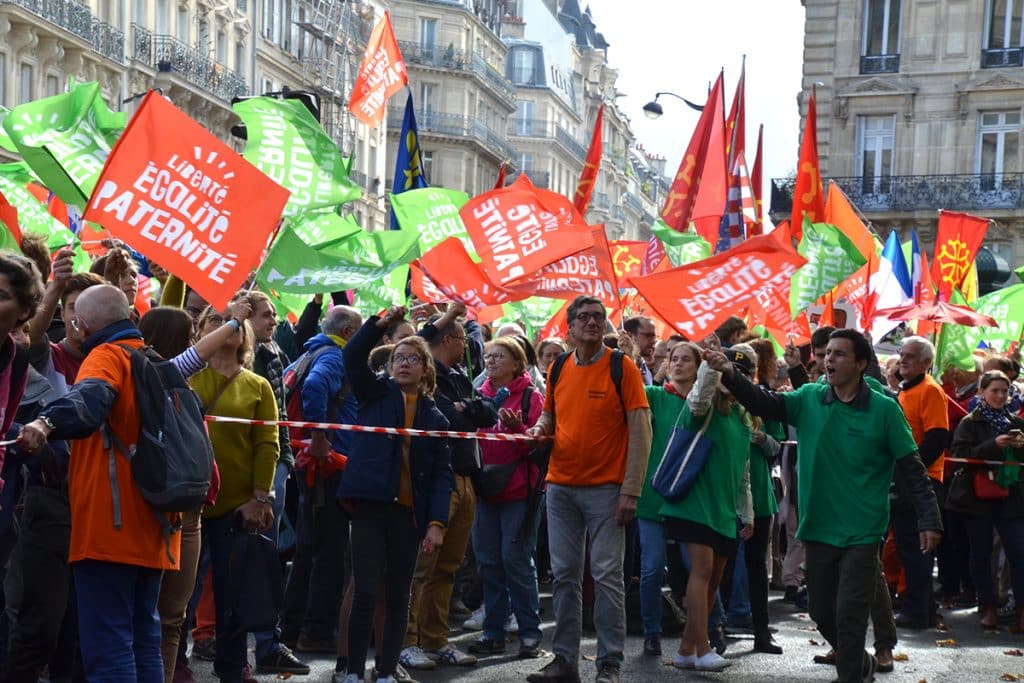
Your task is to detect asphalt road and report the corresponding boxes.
[190,590,1024,682]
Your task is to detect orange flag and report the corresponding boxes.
[348,12,408,128]
[791,90,824,241]
[573,104,603,214]
[411,238,520,309]
[83,92,290,308]
[824,181,875,262]
[0,191,20,246]
[661,73,723,234]
[609,240,648,287]
[749,124,764,235]
[931,210,989,300]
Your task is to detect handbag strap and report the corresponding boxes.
[205,368,243,414]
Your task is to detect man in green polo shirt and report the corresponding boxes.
[705,328,941,683]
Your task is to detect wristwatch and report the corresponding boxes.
[38,415,56,433]
[252,493,271,505]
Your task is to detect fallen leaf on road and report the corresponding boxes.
[1006,650,1024,656]
[999,674,1024,681]
[581,654,595,661]
[809,639,821,646]
[936,621,950,631]
[893,653,909,661]
[797,626,817,632]
[276,675,292,681]
[936,639,957,648]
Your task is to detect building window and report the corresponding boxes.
[856,115,895,194]
[977,111,1020,189]
[235,42,246,71]
[421,151,433,185]
[861,0,901,74]
[515,100,534,135]
[419,82,437,121]
[176,4,188,40]
[19,64,33,104]
[983,0,1024,67]
[511,48,539,85]
[134,0,146,25]
[0,54,5,105]
[420,18,437,58]
[45,74,60,97]
[261,0,275,41]
[155,0,169,34]
[216,31,228,64]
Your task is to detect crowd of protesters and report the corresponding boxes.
[4,241,1024,682]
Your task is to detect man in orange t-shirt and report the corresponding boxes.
[526,296,652,683]
[19,285,180,681]
[893,336,950,630]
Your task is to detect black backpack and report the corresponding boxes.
[104,345,214,533]
[547,349,625,418]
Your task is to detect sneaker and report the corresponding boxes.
[694,651,731,671]
[518,638,542,659]
[467,636,506,655]
[398,646,437,670]
[595,662,620,683]
[643,636,662,656]
[671,653,695,670]
[505,613,519,633]
[526,654,581,683]
[254,646,311,675]
[449,598,472,621]
[191,638,216,662]
[463,606,485,631]
[393,664,419,683]
[295,632,337,654]
[426,645,477,666]
[331,674,359,683]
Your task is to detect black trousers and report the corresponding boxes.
[346,501,420,678]
[5,486,73,683]
[806,541,878,683]
[891,479,941,623]
[721,517,773,634]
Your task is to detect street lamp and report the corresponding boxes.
[642,92,705,119]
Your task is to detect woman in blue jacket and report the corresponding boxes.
[338,306,453,683]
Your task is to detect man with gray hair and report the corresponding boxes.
[893,335,950,629]
[277,305,362,671]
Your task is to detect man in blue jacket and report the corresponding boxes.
[280,306,362,658]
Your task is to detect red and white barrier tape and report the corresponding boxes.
[947,457,1023,468]
[205,415,551,443]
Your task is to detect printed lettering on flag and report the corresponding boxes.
[506,225,620,308]
[84,92,290,308]
[629,235,806,339]
[348,12,408,128]
[412,237,521,309]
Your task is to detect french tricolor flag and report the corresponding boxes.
[868,231,913,341]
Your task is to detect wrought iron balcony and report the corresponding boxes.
[624,192,644,214]
[508,118,588,161]
[386,107,517,164]
[2,0,124,62]
[769,173,1024,217]
[132,24,247,102]
[859,53,900,74]
[982,47,1024,68]
[591,192,610,210]
[350,169,368,189]
[398,41,515,108]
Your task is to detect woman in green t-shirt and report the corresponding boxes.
[661,345,755,673]
[636,341,702,657]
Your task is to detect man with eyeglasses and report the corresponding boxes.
[526,295,653,683]
[399,302,496,671]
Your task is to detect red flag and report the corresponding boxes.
[348,12,408,128]
[690,77,728,249]
[791,90,824,241]
[931,210,989,300]
[0,191,20,246]
[609,240,648,286]
[628,234,806,339]
[493,162,507,190]
[459,174,592,286]
[83,92,290,308]
[749,124,764,235]
[661,74,723,234]
[539,300,570,341]
[506,225,620,309]
[573,104,603,214]
[725,61,746,166]
[642,234,666,274]
[411,238,522,309]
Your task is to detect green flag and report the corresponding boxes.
[233,97,360,217]
[0,163,75,250]
[352,265,410,318]
[1015,265,1024,283]
[937,285,1024,371]
[2,81,125,207]
[789,218,867,317]
[390,187,473,252]
[257,226,420,294]
[650,219,711,267]
[502,296,568,338]
[288,210,362,249]
[261,287,328,322]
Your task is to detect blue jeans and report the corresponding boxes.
[255,463,290,660]
[726,539,752,623]
[73,559,163,682]
[637,519,666,638]
[203,514,247,683]
[472,498,543,642]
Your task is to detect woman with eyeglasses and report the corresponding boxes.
[338,306,453,683]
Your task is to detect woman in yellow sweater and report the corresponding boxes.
[190,305,280,683]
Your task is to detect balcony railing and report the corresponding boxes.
[350,169,368,189]
[769,173,1024,216]
[508,118,588,161]
[398,41,515,106]
[610,204,625,221]
[591,192,610,210]
[2,0,124,62]
[859,53,900,74]
[982,47,1024,68]
[132,24,247,102]
[624,192,644,214]
[387,107,517,163]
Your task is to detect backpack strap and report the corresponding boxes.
[546,349,626,425]
[546,351,572,427]
[610,349,626,419]
[520,385,534,422]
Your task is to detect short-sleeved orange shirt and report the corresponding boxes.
[898,374,950,482]
[544,350,649,487]
[68,339,181,570]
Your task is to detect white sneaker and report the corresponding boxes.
[694,651,731,671]
[332,674,359,683]
[427,644,478,666]
[671,653,696,669]
[462,606,485,631]
[505,613,519,633]
[398,646,436,670]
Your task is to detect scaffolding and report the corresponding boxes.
[295,0,374,155]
